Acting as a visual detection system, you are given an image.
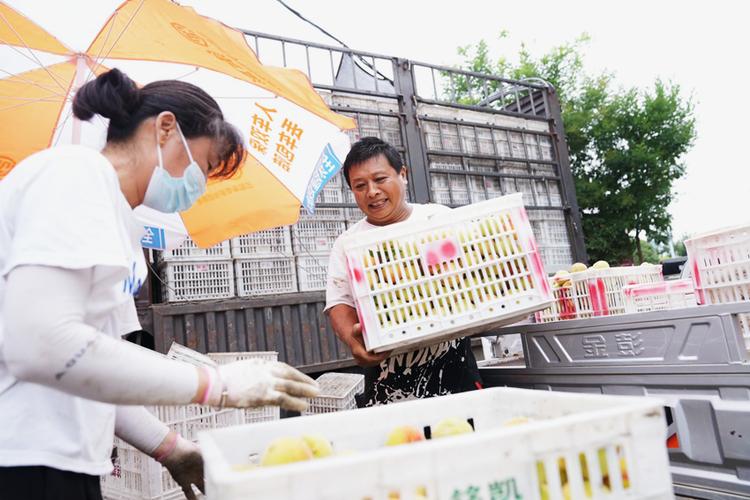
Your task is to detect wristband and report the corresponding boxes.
[198,366,215,405]
[154,432,179,463]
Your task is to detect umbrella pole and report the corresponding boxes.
[71,54,87,145]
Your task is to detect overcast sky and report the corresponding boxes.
[10,0,749,239]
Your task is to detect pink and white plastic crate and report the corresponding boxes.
[535,271,592,323]
[535,265,663,322]
[584,265,663,317]
[342,193,553,354]
[686,224,750,350]
[623,279,697,314]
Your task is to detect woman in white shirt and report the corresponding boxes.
[0,68,318,500]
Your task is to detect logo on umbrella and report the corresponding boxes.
[0,156,15,180]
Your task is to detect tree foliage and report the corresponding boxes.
[451,35,696,264]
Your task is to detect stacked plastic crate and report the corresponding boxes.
[419,104,575,275]
[231,226,297,297]
[159,238,234,302]
[292,207,345,292]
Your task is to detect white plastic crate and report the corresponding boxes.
[235,257,297,296]
[102,406,247,500]
[162,260,234,302]
[160,237,231,262]
[343,193,553,354]
[296,254,330,291]
[685,224,750,351]
[623,279,697,314]
[199,387,673,500]
[292,209,347,254]
[230,227,292,258]
[302,372,365,415]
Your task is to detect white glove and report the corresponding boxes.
[205,360,319,412]
[155,434,204,500]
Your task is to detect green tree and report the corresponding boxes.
[633,240,661,264]
[450,35,696,264]
[673,235,688,257]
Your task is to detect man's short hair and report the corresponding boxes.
[342,137,403,186]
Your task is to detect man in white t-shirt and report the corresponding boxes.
[326,137,482,406]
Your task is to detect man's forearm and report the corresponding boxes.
[326,304,358,347]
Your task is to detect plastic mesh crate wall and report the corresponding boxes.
[302,372,365,415]
[623,279,697,314]
[162,260,234,302]
[291,208,347,254]
[343,194,553,354]
[316,172,344,204]
[230,227,292,258]
[535,272,593,323]
[296,254,329,291]
[160,237,231,262]
[234,257,297,297]
[685,224,750,350]
[200,387,673,500]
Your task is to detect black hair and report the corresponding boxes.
[342,136,403,186]
[72,68,244,179]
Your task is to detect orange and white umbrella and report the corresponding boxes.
[0,0,355,248]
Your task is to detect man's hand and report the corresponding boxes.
[156,434,204,500]
[348,323,391,367]
[327,304,391,367]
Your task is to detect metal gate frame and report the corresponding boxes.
[145,30,589,367]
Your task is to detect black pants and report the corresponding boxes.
[0,466,103,500]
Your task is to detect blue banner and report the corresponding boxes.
[141,225,166,250]
[303,143,343,213]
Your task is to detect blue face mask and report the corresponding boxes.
[143,122,207,213]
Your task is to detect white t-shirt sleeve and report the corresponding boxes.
[2,152,131,278]
[325,234,354,312]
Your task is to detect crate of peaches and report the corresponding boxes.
[341,193,554,354]
[199,387,674,500]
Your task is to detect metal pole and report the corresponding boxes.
[546,86,588,264]
[393,58,431,204]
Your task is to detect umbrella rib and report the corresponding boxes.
[0,97,65,113]
[52,106,75,147]
[0,11,69,92]
[82,6,119,85]
[0,68,68,97]
[87,0,145,82]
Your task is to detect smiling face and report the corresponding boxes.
[347,153,410,226]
